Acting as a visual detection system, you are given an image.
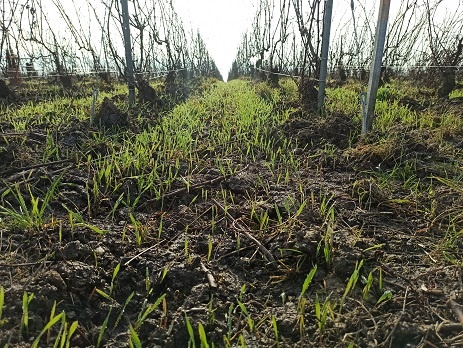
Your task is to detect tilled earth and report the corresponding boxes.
[1,85,463,347]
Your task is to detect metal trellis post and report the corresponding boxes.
[364,0,391,133]
[318,0,334,114]
[120,0,135,106]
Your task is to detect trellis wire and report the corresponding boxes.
[2,67,188,81]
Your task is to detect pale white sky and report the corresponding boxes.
[173,0,408,78]
[174,0,257,79]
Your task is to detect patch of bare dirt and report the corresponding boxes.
[273,110,358,150]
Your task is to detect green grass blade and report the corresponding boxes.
[0,286,4,321]
[113,292,134,331]
[185,314,196,348]
[31,312,65,348]
[128,324,142,348]
[135,294,166,330]
[65,321,79,348]
[198,322,209,348]
[300,265,317,298]
[96,308,112,348]
[95,288,112,301]
[271,316,279,348]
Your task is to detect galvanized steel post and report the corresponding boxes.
[364,0,391,133]
[120,0,135,106]
[318,0,334,114]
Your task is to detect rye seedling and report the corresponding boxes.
[237,300,254,332]
[145,267,151,293]
[20,291,34,337]
[198,322,210,348]
[107,192,125,220]
[271,315,280,348]
[112,292,135,333]
[299,265,318,302]
[315,294,334,334]
[274,204,283,224]
[1,174,62,231]
[377,290,393,304]
[158,213,165,239]
[340,260,364,313]
[97,310,111,348]
[185,314,196,348]
[63,204,107,235]
[128,323,142,348]
[207,235,213,262]
[95,264,122,346]
[258,210,270,231]
[239,334,246,347]
[107,263,121,298]
[129,213,144,245]
[31,301,78,348]
[207,295,216,324]
[43,131,59,161]
[317,205,335,271]
[298,297,307,340]
[185,236,192,263]
[319,193,334,218]
[362,270,375,300]
[133,293,166,330]
[160,265,169,283]
[0,286,4,324]
[58,316,79,348]
[223,303,234,346]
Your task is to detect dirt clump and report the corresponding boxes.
[94,97,129,129]
[136,78,164,109]
[275,110,357,150]
[298,77,318,112]
[0,79,16,102]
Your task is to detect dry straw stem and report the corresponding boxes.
[211,198,277,267]
[200,261,218,288]
[0,159,73,177]
[137,165,249,210]
[386,287,409,348]
[447,295,463,326]
[0,163,73,196]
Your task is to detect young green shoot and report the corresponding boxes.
[112,292,135,333]
[128,324,142,348]
[237,300,254,332]
[340,260,364,313]
[198,322,210,348]
[271,315,280,348]
[134,293,166,330]
[0,286,4,323]
[21,291,34,337]
[31,301,78,348]
[207,235,213,262]
[184,236,192,263]
[315,294,334,334]
[185,314,196,348]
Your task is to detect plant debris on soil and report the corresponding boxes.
[1,77,463,347]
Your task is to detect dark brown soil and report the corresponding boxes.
[1,81,463,348]
[0,79,16,102]
[94,97,129,129]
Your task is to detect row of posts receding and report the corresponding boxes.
[116,0,391,133]
[316,0,390,134]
